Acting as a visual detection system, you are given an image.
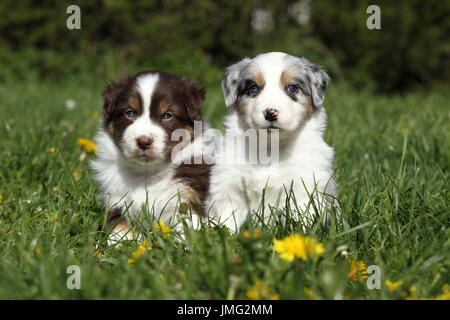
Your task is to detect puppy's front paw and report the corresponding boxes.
[106,220,140,247]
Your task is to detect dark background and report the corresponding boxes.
[0,0,448,92]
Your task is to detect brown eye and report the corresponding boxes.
[124,109,136,119]
[161,112,173,120]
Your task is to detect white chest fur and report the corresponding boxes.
[91,129,192,226]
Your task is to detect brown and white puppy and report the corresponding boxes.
[91,70,213,244]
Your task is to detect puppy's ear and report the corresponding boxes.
[222,58,251,107]
[301,58,330,109]
[102,73,131,121]
[183,78,205,122]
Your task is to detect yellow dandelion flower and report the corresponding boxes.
[128,258,136,265]
[154,221,172,238]
[269,293,280,300]
[246,287,260,300]
[76,138,97,153]
[49,147,55,153]
[0,194,3,204]
[52,215,59,221]
[156,222,171,238]
[273,234,325,262]
[435,284,450,300]
[246,280,278,300]
[385,280,403,292]
[242,229,260,239]
[242,230,251,238]
[304,288,313,299]
[73,169,81,180]
[405,286,418,300]
[51,186,59,193]
[130,239,152,262]
[155,221,171,233]
[34,247,41,254]
[348,258,368,282]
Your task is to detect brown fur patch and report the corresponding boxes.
[149,72,205,161]
[254,72,265,87]
[102,77,143,149]
[235,96,247,118]
[304,96,314,118]
[128,95,141,111]
[184,124,195,140]
[106,208,125,228]
[105,208,138,240]
[107,122,114,136]
[159,100,171,114]
[281,71,294,87]
[174,162,211,215]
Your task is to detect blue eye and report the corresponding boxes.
[248,84,259,95]
[287,84,298,94]
[161,112,173,120]
[125,109,136,119]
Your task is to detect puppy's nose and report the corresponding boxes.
[136,136,153,150]
[263,108,279,122]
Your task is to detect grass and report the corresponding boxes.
[0,68,448,300]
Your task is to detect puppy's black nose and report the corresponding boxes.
[136,136,153,150]
[263,108,279,122]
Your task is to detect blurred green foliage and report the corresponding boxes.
[0,0,448,91]
[311,0,450,92]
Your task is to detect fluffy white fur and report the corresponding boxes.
[205,52,337,231]
[91,129,200,227]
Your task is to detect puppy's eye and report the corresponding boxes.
[161,112,173,120]
[125,109,136,119]
[286,84,298,94]
[248,84,259,95]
